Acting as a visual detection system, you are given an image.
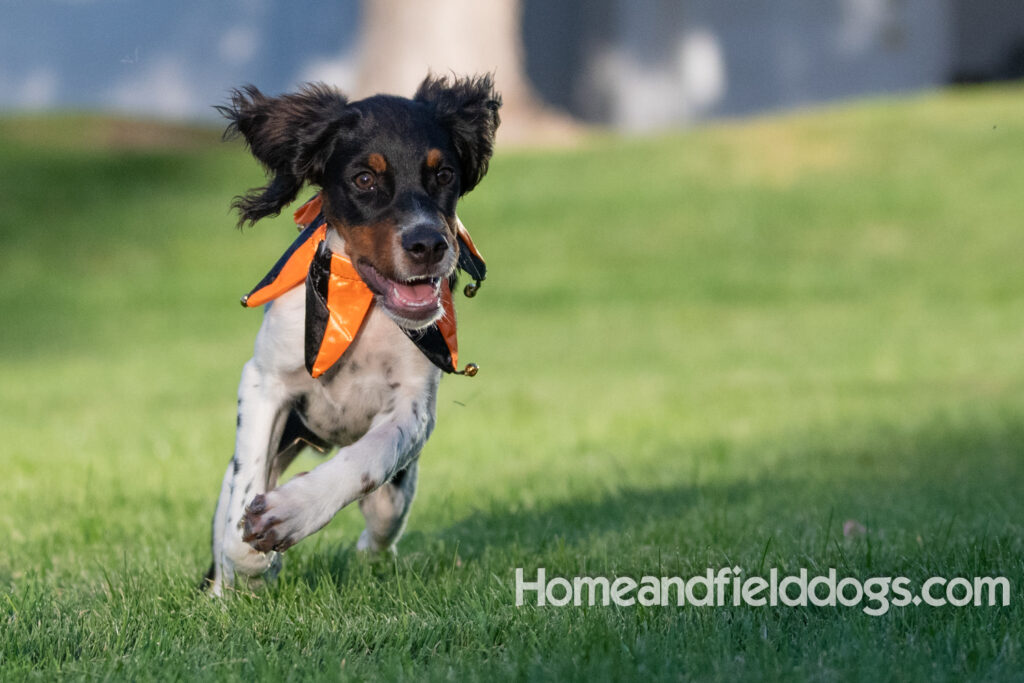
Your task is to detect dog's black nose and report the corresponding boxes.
[402,224,448,266]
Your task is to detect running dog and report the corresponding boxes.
[203,74,500,595]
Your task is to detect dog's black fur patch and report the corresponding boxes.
[218,75,500,229]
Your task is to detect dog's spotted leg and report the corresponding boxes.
[357,459,419,553]
[206,359,289,596]
[243,393,435,553]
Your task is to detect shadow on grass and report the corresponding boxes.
[283,412,1024,589]
[448,417,1020,540]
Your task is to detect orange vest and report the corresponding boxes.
[241,194,485,378]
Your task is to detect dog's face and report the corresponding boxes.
[319,98,463,328]
[220,75,501,329]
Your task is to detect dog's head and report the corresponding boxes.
[220,74,501,329]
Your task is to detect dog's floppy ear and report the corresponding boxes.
[414,74,501,196]
[218,83,358,227]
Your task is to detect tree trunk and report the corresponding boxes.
[353,0,579,145]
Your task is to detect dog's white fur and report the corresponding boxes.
[207,230,441,596]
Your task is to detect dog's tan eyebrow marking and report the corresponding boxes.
[367,153,387,173]
[426,148,443,169]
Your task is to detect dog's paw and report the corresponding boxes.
[356,529,399,555]
[242,484,320,553]
[242,493,293,552]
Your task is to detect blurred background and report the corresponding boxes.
[3,0,1024,137]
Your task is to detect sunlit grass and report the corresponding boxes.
[2,86,1023,680]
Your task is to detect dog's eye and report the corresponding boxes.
[352,172,376,191]
[436,167,454,186]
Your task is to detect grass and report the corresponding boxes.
[1,86,1023,680]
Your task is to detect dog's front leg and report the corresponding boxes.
[207,359,291,595]
[243,402,434,553]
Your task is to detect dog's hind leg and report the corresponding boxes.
[357,458,419,553]
[267,406,331,488]
[205,360,290,596]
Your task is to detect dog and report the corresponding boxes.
[202,74,501,595]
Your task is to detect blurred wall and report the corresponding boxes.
[524,0,955,130]
[950,0,1024,81]
[2,0,1023,129]
[0,0,361,119]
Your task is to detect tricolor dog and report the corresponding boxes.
[203,74,500,595]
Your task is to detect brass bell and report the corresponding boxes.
[463,281,481,297]
[455,362,479,377]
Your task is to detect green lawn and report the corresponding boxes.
[1,86,1023,681]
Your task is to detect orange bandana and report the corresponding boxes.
[241,194,485,378]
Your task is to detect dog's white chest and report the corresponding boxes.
[297,306,439,447]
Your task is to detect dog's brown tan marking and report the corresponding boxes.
[426,148,443,169]
[320,192,404,281]
[330,217,401,282]
[367,153,387,173]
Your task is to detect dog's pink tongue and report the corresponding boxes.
[392,281,437,304]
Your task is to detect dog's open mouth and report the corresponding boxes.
[355,261,443,326]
